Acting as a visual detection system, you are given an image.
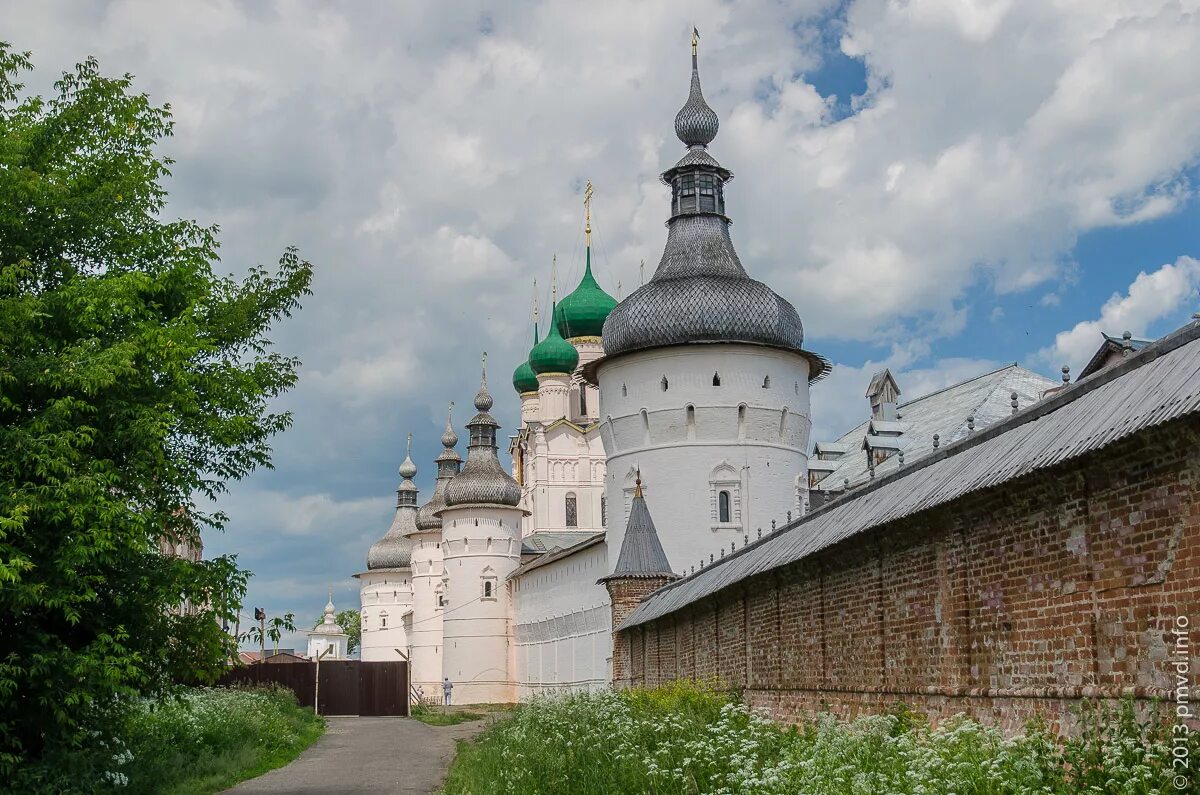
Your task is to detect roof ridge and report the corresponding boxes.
[635,319,1200,612]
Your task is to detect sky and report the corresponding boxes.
[7,0,1200,652]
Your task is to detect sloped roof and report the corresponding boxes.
[511,532,605,578]
[602,483,676,580]
[1078,332,1153,380]
[812,364,1056,491]
[520,531,600,556]
[620,320,1200,631]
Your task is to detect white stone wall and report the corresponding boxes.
[512,539,612,698]
[408,530,444,693]
[596,344,812,575]
[439,505,525,704]
[307,633,346,660]
[357,569,413,662]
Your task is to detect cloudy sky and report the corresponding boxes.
[8,0,1200,650]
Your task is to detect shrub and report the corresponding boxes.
[442,684,1199,795]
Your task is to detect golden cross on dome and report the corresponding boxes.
[583,180,594,246]
[692,26,699,57]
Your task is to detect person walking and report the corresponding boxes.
[442,677,453,707]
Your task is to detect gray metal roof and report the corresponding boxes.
[367,449,418,569]
[512,532,606,578]
[444,365,522,508]
[620,320,1200,630]
[674,50,719,148]
[604,484,676,580]
[416,406,462,531]
[812,364,1057,491]
[1078,331,1153,379]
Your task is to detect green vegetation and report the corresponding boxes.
[0,41,311,785]
[442,681,1198,794]
[16,686,323,794]
[411,703,487,726]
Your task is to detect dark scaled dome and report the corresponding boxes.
[599,38,828,381]
[366,441,418,569]
[444,359,522,508]
[415,405,461,532]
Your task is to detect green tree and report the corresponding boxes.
[314,609,362,655]
[0,43,313,779]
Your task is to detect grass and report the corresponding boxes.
[115,684,324,794]
[442,680,1199,794]
[412,702,509,726]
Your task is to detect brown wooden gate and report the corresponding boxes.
[218,660,407,717]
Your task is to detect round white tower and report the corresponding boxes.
[408,404,461,697]
[589,39,829,575]
[438,357,526,704]
[356,437,418,661]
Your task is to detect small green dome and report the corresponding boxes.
[529,304,579,374]
[512,359,538,394]
[513,322,541,393]
[556,250,617,339]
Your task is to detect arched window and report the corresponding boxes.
[718,490,731,523]
[565,493,578,527]
[762,375,771,389]
[483,581,493,598]
[436,590,445,609]
[660,375,669,391]
[380,611,389,629]
[712,372,721,386]
[579,387,588,416]
[621,383,627,397]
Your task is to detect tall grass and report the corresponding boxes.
[14,685,324,794]
[442,681,1198,794]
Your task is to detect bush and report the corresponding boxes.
[13,685,324,794]
[442,683,1199,795]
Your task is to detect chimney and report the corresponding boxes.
[865,369,901,421]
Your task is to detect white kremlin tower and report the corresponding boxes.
[355,437,417,661]
[587,33,829,574]
[437,358,527,704]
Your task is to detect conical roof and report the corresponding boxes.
[416,404,461,531]
[556,248,616,340]
[367,436,417,569]
[606,471,676,579]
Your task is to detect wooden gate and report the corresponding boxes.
[218,660,408,717]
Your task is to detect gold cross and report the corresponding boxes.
[584,180,594,246]
[692,27,699,57]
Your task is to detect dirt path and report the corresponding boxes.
[224,717,488,794]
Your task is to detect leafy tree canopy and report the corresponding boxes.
[0,43,312,780]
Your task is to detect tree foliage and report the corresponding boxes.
[0,43,312,779]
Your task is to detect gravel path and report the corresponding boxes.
[224,716,488,794]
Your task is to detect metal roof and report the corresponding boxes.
[620,321,1200,630]
[602,485,677,580]
[812,363,1056,491]
[1078,331,1153,379]
[511,532,605,578]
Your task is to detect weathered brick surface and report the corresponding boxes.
[616,417,1200,734]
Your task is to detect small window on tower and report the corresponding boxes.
[622,383,628,397]
[483,581,493,598]
[380,611,389,629]
[661,376,669,391]
[712,372,721,386]
[718,490,732,524]
[698,174,717,212]
[579,387,587,416]
[762,375,771,389]
[565,493,578,527]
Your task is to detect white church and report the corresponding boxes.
[352,37,1059,703]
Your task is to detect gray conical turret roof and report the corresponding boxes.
[606,472,676,579]
[416,403,461,532]
[367,435,417,569]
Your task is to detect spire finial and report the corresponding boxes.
[441,400,458,448]
[532,278,539,325]
[474,355,493,412]
[551,254,558,303]
[584,180,593,248]
[639,259,645,286]
[692,26,699,60]
[406,433,412,456]
[617,279,623,300]
[634,468,643,498]
[675,28,718,148]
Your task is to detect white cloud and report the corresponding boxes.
[1036,255,1200,371]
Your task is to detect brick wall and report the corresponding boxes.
[617,416,1200,734]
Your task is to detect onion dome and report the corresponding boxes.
[367,435,417,569]
[557,184,617,340]
[599,35,829,381]
[445,356,522,507]
[415,403,461,532]
[529,302,579,374]
[310,592,346,636]
[512,299,541,394]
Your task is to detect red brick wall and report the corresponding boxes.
[620,417,1200,734]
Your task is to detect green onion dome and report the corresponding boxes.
[555,250,617,340]
[528,303,579,374]
[512,322,540,394]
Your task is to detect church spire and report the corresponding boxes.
[416,402,462,531]
[444,355,521,507]
[367,433,418,569]
[674,27,719,149]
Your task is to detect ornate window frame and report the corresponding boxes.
[709,461,742,532]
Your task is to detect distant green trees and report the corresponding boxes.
[0,42,312,782]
